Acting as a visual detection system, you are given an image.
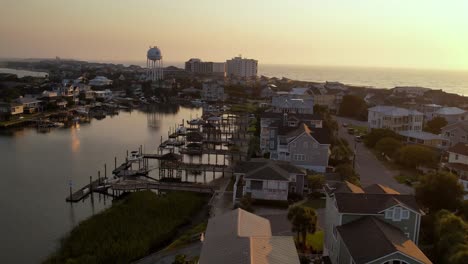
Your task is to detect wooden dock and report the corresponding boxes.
[66,178,104,202]
[111,180,214,193]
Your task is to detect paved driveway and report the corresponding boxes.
[335,117,413,194]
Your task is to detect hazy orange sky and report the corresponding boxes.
[1,0,468,70]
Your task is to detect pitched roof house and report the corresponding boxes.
[445,142,468,200]
[233,159,306,202]
[441,120,468,147]
[324,181,431,264]
[199,209,300,264]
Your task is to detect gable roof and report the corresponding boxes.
[337,216,432,264]
[441,120,468,133]
[285,123,331,145]
[334,192,422,214]
[447,142,468,156]
[325,181,365,195]
[199,209,300,264]
[234,159,305,181]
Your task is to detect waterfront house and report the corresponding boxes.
[274,122,330,172]
[310,86,337,111]
[199,209,300,264]
[445,142,468,200]
[433,107,467,124]
[324,181,431,264]
[398,131,449,149]
[368,106,423,132]
[418,104,442,122]
[16,96,42,114]
[260,112,323,154]
[441,120,468,147]
[0,102,23,120]
[232,159,306,202]
[41,90,58,98]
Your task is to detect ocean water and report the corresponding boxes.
[259,64,468,96]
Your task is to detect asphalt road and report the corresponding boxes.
[335,116,413,194]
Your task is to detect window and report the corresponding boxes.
[269,141,275,150]
[402,209,410,219]
[250,180,263,190]
[404,232,410,238]
[393,207,402,221]
[456,154,459,160]
[385,209,393,219]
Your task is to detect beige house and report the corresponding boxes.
[199,209,300,264]
[398,131,449,149]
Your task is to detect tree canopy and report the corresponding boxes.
[335,164,360,185]
[424,117,448,134]
[375,137,403,157]
[287,206,317,249]
[364,128,402,148]
[307,174,326,192]
[415,172,464,213]
[394,145,437,169]
[433,210,468,264]
[338,95,368,121]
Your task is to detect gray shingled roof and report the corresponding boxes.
[334,192,422,214]
[337,216,432,264]
[234,159,305,181]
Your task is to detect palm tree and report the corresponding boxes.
[287,206,317,250]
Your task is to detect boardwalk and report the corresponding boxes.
[111,180,214,193]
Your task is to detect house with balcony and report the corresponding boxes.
[274,122,330,172]
[368,106,423,132]
[445,142,468,200]
[232,159,306,202]
[0,102,23,120]
[16,96,42,114]
[441,120,468,147]
[398,131,449,149]
[260,112,323,154]
[324,181,431,264]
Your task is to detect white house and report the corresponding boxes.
[94,89,113,100]
[368,106,423,132]
[233,159,306,202]
[445,142,468,200]
[433,107,467,124]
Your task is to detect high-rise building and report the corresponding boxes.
[184,58,225,77]
[226,56,258,78]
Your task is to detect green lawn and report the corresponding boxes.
[302,198,326,209]
[306,230,324,252]
[230,103,258,113]
[395,173,421,186]
[351,125,368,135]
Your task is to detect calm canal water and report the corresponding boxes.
[0,105,203,263]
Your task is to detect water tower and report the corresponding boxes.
[146,46,163,81]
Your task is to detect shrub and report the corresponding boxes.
[375,137,403,157]
[395,145,437,169]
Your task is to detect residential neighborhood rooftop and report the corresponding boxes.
[199,209,300,264]
[337,216,432,264]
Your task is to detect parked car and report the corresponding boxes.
[355,135,362,142]
[342,123,348,127]
[347,127,355,135]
